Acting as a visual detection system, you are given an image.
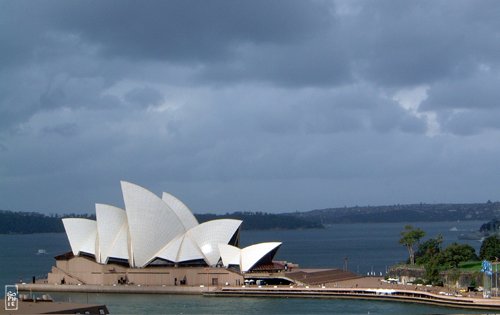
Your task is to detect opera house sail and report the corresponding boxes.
[54,181,284,286]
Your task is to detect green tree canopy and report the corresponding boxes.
[415,234,443,265]
[399,225,425,265]
[480,235,500,261]
[424,257,442,286]
[439,243,478,268]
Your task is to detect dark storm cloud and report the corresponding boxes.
[3,0,500,89]
[39,75,123,111]
[125,87,164,108]
[1,0,500,213]
[420,70,500,135]
[47,0,345,87]
[197,35,352,87]
[440,109,500,136]
[49,0,331,61]
[421,71,500,111]
[346,1,500,87]
[42,123,79,137]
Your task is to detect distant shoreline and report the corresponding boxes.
[0,219,487,235]
[2,201,499,234]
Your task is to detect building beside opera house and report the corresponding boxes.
[47,181,289,287]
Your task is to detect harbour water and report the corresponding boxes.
[0,220,486,314]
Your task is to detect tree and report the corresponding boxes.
[399,225,425,265]
[440,243,478,268]
[415,234,443,265]
[480,235,500,261]
[424,257,442,285]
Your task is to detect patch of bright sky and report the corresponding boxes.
[393,85,440,137]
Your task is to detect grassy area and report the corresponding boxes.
[458,261,482,272]
[391,261,484,272]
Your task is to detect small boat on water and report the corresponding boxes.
[36,249,48,255]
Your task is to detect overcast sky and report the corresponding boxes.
[1,0,500,215]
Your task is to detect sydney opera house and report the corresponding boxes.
[47,181,287,287]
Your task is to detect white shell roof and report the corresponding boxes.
[156,234,184,262]
[186,219,242,266]
[155,219,241,265]
[62,218,97,256]
[155,233,205,263]
[162,192,199,230]
[218,244,241,266]
[62,181,280,269]
[219,242,282,272]
[121,181,186,267]
[95,204,129,264]
[241,242,281,272]
[176,234,205,262]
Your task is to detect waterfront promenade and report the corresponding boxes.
[206,285,500,310]
[18,283,212,295]
[18,277,500,311]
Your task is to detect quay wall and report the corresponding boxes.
[18,283,500,311]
